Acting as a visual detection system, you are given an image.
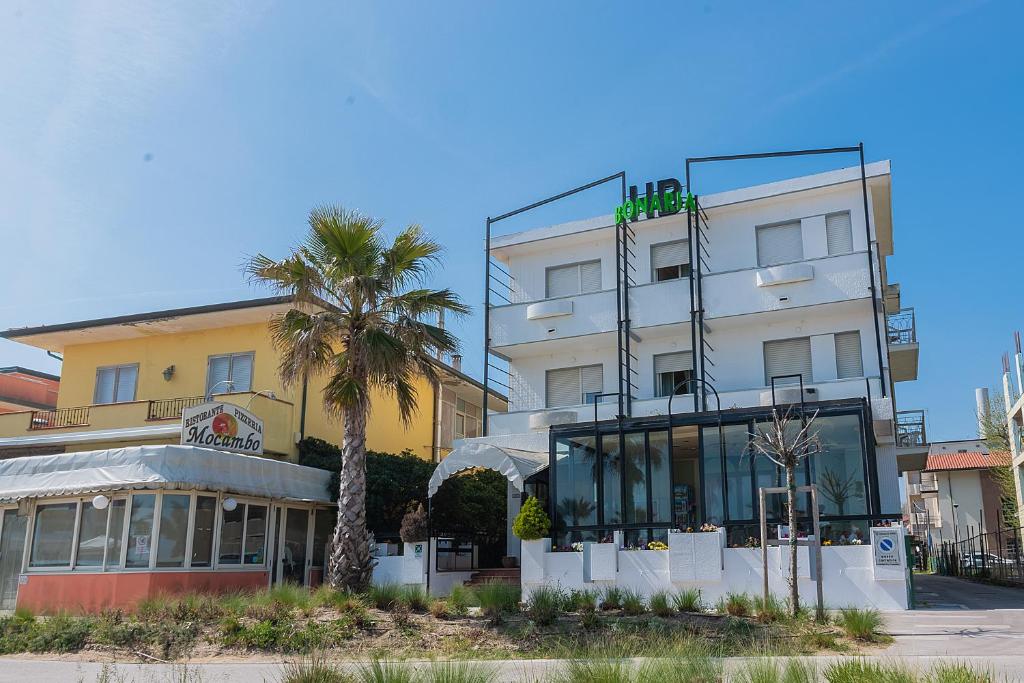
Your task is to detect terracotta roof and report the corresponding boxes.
[925,451,1012,472]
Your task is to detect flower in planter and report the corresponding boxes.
[850,538,863,545]
[699,522,719,533]
[647,541,669,551]
[823,539,833,546]
[685,526,694,533]
[743,536,761,548]
[571,542,584,552]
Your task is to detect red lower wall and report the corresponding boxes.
[17,570,269,614]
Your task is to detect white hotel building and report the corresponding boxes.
[430,159,924,560]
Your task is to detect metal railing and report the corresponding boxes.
[886,307,917,345]
[147,396,205,420]
[935,525,1024,583]
[28,406,90,430]
[896,409,927,447]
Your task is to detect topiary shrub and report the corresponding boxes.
[512,495,550,541]
[399,503,428,543]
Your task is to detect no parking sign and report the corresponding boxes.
[873,528,901,566]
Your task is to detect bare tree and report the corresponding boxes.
[748,406,822,617]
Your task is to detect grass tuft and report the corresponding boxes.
[399,585,429,613]
[649,591,674,618]
[672,588,703,613]
[280,652,352,682]
[752,594,786,624]
[836,607,885,642]
[366,583,403,612]
[422,660,496,683]
[525,585,562,627]
[620,589,646,616]
[473,581,520,624]
[718,592,752,618]
[599,586,623,611]
[929,662,995,683]
[822,658,916,683]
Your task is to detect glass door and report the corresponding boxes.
[0,510,28,610]
[278,507,310,586]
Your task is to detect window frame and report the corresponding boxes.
[653,352,695,398]
[93,363,140,405]
[650,239,692,283]
[205,351,256,396]
[825,211,854,256]
[762,336,813,387]
[834,330,865,380]
[544,260,602,299]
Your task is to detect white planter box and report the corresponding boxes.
[585,542,617,582]
[669,531,723,582]
[402,541,428,584]
[771,544,811,579]
[521,538,549,584]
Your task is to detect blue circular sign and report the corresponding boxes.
[878,538,894,552]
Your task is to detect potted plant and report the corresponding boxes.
[514,496,551,583]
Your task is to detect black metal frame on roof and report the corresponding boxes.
[684,144,889,407]
[482,172,627,435]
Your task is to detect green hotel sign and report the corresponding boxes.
[614,178,695,224]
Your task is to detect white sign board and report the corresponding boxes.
[181,401,264,455]
[872,527,901,567]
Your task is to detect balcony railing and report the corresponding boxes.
[28,406,90,430]
[896,409,927,448]
[886,307,917,345]
[147,396,206,420]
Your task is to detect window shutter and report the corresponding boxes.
[579,261,601,293]
[654,351,693,375]
[826,212,853,255]
[114,366,137,402]
[206,356,231,395]
[230,353,254,392]
[651,240,690,271]
[763,337,813,385]
[834,331,864,379]
[756,221,803,266]
[94,368,116,404]
[546,265,578,298]
[580,364,603,397]
[546,367,581,408]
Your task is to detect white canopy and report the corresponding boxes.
[428,441,548,498]
[0,444,333,503]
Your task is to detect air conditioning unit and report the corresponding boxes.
[759,386,818,407]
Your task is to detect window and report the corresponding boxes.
[651,240,691,281]
[218,504,245,564]
[756,221,803,267]
[105,499,126,569]
[311,508,335,569]
[30,502,77,567]
[545,260,601,298]
[545,365,603,408]
[206,352,254,396]
[826,211,853,255]
[156,494,190,568]
[812,414,868,516]
[94,364,138,404]
[243,504,268,565]
[75,501,108,567]
[834,331,864,379]
[654,352,694,397]
[763,337,812,386]
[125,494,156,568]
[190,496,217,567]
[218,501,266,566]
[454,398,481,440]
[554,435,598,529]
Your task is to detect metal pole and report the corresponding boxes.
[859,143,887,398]
[760,487,769,603]
[482,218,491,436]
[615,218,625,418]
[686,160,699,413]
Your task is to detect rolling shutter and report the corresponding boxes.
[114,366,137,402]
[580,364,603,399]
[826,212,853,255]
[763,337,813,385]
[546,265,578,298]
[651,240,690,271]
[206,356,231,395]
[834,331,864,379]
[756,221,803,267]
[230,353,254,392]
[94,368,116,404]
[579,261,602,293]
[654,351,693,376]
[546,365,603,407]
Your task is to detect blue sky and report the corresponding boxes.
[0,1,1020,441]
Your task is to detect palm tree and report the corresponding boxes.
[247,206,468,590]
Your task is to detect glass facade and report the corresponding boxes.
[550,405,877,547]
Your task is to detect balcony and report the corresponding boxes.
[887,307,919,381]
[0,392,296,456]
[896,410,927,448]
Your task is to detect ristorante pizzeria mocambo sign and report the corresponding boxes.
[181,401,264,455]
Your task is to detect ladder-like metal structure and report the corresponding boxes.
[615,213,639,418]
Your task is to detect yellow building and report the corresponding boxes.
[0,297,505,461]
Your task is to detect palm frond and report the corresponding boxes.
[245,252,328,302]
[387,288,472,319]
[305,205,385,281]
[380,225,442,288]
[267,309,342,387]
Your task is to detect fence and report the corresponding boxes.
[935,525,1024,583]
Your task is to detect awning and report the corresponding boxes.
[428,441,548,498]
[0,444,333,503]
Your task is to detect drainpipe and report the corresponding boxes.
[299,374,309,442]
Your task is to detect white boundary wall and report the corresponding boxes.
[521,527,909,611]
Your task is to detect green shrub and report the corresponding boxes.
[672,588,703,613]
[512,495,550,540]
[579,610,602,630]
[474,581,520,623]
[27,613,91,653]
[400,585,429,613]
[823,659,915,683]
[929,662,995,683]
[599,586,623,611]
[649,591,673,618]
[621,589,646,616]
[552,658,631,683]
[367,583,403,611]
[526,586,562,626]
[447,586,473,617]
[719,592,752,618]
[281,652,353,683]
[837,607,885,642]
[562,588,597,613]
[752,594,786,624]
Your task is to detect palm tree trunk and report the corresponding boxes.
[327,395,374,590]
[786,462,800,617]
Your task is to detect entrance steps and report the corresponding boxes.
[463,568,520,587]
